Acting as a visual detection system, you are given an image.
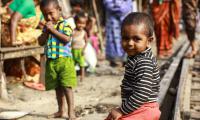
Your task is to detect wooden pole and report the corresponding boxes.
[92,0,104,53]
[0,0,8,100]
[0,63,8,100]
[0,0,1,48]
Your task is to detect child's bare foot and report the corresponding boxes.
[68,112,76,120]
[47,111,63,118]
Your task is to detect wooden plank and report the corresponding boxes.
[173,59,190,120]
[191,111,200,119]
[192,77,200,82]
[1,47,44,60]
[191,86,200,90]
[158,42,189,105]
[191,96,200,102]
[0,45,43,52]
[181,74,192,120]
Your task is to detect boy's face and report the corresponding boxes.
[76,17,87,30]
[41,3,60,23]
[121,24,152,56]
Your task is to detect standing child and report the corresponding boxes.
[38,0,77,119]
[86,15,100,56]
[105,12,161,120]
[72,11,88,82]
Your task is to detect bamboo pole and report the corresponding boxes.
[92,0,104,53]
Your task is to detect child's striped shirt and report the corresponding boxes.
[120,47,160,114]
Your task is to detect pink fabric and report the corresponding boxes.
[90,35,99,54]
[105,102,161,120]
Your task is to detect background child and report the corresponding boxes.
[38,0,77,119]
[70,0,84,17]
[105,12,161,120]
[85,15,100,56]
[72,11,88,82]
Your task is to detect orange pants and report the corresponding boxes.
[106,102,161,120]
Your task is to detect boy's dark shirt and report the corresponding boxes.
[120,47,160,114]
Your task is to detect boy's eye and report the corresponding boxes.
[122,36,129,40]
[133,36,141,42]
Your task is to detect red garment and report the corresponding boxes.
[105,102,161,120]
[152,0,180,56]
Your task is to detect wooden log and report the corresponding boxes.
[173,59,190,120]
[158,42,189,105]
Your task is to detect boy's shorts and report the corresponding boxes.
[72,49,85,67]
[45,57,77,90]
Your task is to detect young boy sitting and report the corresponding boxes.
[105,12,161,120]
[38,0,77,119]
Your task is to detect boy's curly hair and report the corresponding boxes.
[40,0,60,9]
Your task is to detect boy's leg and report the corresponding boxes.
[63,87,76,119]
[56,87,65,116]
[48,87,64,118]
[80,67,85,82]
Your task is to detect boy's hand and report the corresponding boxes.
[107,108,123,120]
[38,32,49,46]
[45,21,55,32]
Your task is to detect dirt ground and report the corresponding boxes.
[0,60,123,120]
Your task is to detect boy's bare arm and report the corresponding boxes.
[38,32,48,46]
[46,22,71,43]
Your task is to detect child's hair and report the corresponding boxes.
[70,0,84,8]
[40,0,60,9]
[74,11,88,23]
[121,12,154,37]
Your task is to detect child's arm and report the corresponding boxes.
[45,21,72,44]
[82,31,88,54]
[120,58,154,115]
